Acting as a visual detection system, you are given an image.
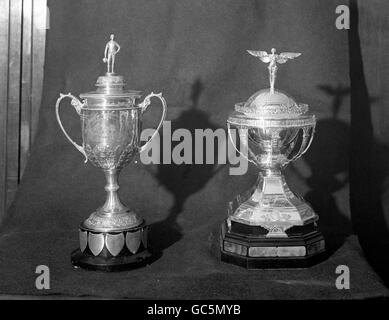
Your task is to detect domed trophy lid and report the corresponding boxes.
[80,34,142,102]
[233,48,309,120]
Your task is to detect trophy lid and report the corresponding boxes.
[80,34,142,103]
[233,48,309,119]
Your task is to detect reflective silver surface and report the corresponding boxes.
[227,49,317,237]
[247,48,301,94]
[103,34,120,75]
[56,35,167,233]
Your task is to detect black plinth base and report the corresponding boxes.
[220,221,327,269]
[71,222,151,272]
[71,248,152,272]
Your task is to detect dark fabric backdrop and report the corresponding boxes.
[0,0,388,299]
[349,0,389,286]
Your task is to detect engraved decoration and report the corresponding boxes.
[55,35,167,233]
[227,49,318,238]
[55,35,167,269]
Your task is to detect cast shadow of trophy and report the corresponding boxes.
[149,79,223,254]
[295,83,385,256]
[348,0,389,285]
[293,84,352,254]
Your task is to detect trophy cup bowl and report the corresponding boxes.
[227,96,317,232]
[56,89,166,271]
[221,49,326,268]
[55,36,167,271]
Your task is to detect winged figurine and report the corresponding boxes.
[247,48,301,94]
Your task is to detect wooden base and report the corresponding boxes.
[71,248,152,272]
[220,221,327,269]
[71,223,151,272]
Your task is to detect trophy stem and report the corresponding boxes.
[256,168,283,194]
[101,169,127,217]
[263,168,281,177]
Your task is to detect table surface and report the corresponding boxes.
[0,228,388,299]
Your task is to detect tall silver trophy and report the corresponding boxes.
[221,48,326,268]
[56,35,167,271]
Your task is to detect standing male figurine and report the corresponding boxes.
[247,48,301,94]
[103,34,121,74]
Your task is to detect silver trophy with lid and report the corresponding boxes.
[221,48,326,268]
[55,35,167,271]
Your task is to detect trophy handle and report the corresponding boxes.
[227,123,257,166]
[55,92,88,163]
[289,126,315,163]
[300,126,315,156]
[138,92,167,153]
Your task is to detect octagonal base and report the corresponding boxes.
[220,221,327,269]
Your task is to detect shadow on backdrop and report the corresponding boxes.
[149,79,223,255]
[299,83,352,255]
[349,0,389,286]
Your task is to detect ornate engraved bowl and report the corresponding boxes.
[227,89,317,234]
[221,48,326,268]
[55,36,167,271]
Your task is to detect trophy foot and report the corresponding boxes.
[220,221,327,269]
[71,222,152,271]
[221,173,327,268]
